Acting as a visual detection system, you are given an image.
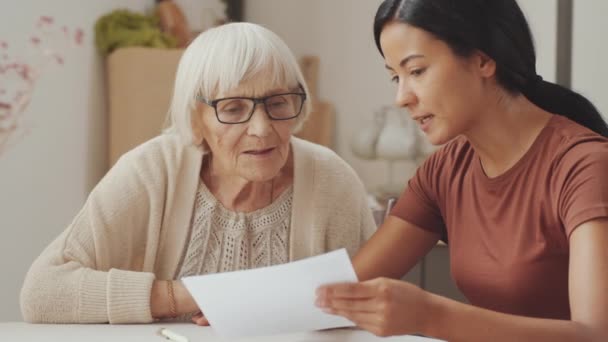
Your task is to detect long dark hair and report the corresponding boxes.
[374,0,608,137]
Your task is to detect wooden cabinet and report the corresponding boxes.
[107,47,184,167]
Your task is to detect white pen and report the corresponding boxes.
[157,327,189,342]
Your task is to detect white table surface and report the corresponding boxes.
[0,322,443,342]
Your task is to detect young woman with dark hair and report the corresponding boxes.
[316,1,608,340]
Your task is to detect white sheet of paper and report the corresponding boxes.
[182,248,358,338]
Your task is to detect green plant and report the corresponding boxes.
[94,9,177,56]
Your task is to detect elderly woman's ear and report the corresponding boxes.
[191,108,205,146]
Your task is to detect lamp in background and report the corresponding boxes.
[351,105,433,198]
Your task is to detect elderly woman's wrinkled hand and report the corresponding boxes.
[315,277,436,337]
[191,311,210,326]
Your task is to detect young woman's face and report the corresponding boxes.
[380,21,492,145]
[194,76,301,182]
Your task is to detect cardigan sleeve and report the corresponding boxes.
[317,150,377,258]
[20,150,164,324]
[360,194,377,242]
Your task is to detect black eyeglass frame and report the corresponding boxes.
[196,87,307,124]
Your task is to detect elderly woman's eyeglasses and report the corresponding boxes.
[196,91,307,124]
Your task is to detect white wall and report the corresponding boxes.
[518,0,558,83]
[0,0,152,322]
[173,0,227,33]
[572,0,608,118]
[246,0,559,191]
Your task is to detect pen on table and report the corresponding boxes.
[157,327,189,342]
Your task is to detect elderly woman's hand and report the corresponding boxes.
[191,311,210,326]
[315,277,436,337]
[151,280,201,319]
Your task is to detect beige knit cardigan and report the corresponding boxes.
[20,135,376,324]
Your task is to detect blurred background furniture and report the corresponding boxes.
[296,56,335,148]
[106,47,183,167]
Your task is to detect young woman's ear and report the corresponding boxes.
[473,50,497,79]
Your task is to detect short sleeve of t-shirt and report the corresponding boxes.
[556,143,608,238]
[390,150,447,238]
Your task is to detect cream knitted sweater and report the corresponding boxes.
[178,181,293,276]
[20,135,376,324]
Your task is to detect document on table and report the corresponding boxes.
[182,248,358,338]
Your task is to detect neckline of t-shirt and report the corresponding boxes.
[473,114,557,187]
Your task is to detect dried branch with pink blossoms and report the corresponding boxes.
[0,16,83,156]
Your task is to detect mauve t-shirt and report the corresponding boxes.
[391,115,608,319]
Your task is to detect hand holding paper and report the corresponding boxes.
[182,249,357,338]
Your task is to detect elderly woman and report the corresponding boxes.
[20,22,376,324]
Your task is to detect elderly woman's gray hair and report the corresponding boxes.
[164,22,311,145]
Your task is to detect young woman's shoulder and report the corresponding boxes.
[548,115,608,166]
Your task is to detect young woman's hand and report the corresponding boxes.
[316,277,436,337]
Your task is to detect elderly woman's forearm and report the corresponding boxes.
[21,260,156,324]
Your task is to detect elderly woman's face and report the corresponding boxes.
[196,77,299,182]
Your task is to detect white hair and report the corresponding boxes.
[163,22,311,145]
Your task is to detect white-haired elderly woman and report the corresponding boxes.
[20,22,376,325]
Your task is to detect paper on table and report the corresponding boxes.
[182,248,358,338]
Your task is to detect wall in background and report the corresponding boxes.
[245,0,559,192]
[518,0,558,82]
[173,0,227,33]
[0,0,153,322]
[572,0,608,119]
